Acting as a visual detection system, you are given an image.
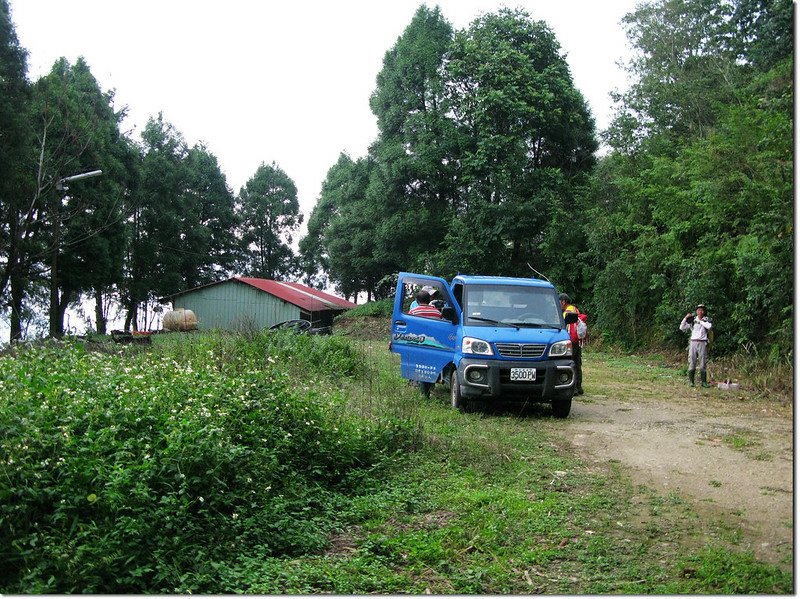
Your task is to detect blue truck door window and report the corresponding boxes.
[392,273,458,383]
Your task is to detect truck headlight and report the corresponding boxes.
[549,340,572,357]
[462,337,493,356]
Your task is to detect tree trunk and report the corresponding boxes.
[57,289,72,336]
[95,290,107,335]
[9,267,24,343]
[510,238,521,271]
[0,220,18,301]
[49,197,62,338]
[125,300,138,332]
[49,262,62,337]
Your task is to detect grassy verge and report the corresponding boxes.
[223,342,790,594]
[0,332,792,593]
[255,344,791,594]
[219,407,792,593]
[588,340,794,403]
[0,331,418,593]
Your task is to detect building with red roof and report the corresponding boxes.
[162,277,357,331]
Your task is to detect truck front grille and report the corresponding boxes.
[495,343,546,358]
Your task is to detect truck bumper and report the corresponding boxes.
[456,357,575,402]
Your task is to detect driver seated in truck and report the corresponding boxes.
[408,289,442,319]
[410,285,438,310]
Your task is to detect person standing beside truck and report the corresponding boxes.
[559,293,584,395]
[680,304,713,388]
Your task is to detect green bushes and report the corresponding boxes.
[336,298,394,320]
[154,328,366,380]
[0,333,417,593]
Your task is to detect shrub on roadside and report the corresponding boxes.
[0,335,415,593]
[155,328,366,380]
[335,299,394,320]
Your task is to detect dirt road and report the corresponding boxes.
[558,358,793,567]
[352,318,793,568]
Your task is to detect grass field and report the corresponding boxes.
[0,330,792,593]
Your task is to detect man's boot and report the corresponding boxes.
[700,370,710,388]
[688,370,695,387]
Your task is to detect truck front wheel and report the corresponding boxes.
[551,398,572,419]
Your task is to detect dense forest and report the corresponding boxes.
[0,0,792,357]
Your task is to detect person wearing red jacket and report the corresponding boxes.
[560,293,584,395]
[409,290,442,318]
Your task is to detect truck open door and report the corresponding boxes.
[391,272,459,384]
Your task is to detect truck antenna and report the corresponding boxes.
[527,263,550,282]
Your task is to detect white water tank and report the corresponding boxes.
[163,308,198,332]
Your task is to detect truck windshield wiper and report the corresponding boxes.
[468,316,502,325]
[506,322,550,328]
[468,316,519,330]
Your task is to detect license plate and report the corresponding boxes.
[510,368,537,381]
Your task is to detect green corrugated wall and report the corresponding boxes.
[173,280,300,330]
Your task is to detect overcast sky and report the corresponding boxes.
[9,0,639,226]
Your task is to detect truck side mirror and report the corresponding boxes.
[564,312,579,325]
[441,306,458,324]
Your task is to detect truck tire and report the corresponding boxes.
[551,398,572,419]
[269,319,312,333]
[420,382,433,399]
[450,371,465,412]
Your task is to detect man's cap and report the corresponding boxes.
[559,293,570,303]
[696,303,707,310]
[422,285,437,296]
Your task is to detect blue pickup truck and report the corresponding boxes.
[390,272,578,417]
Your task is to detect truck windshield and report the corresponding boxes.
[464,285,562,328]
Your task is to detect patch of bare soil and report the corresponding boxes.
[334,316,391,341]
[562,382,793,567]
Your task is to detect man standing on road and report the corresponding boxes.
[680,304,713,388]
[559,293,584,395]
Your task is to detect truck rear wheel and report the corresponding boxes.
[552,398,572,419]
[450,371,465,412]
[419,382,433,399]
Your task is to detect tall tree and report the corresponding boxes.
[238,162,302,280]
[731,0,793,71]
[124,115,237,330]
[587,0,793,354]
[124,114,185,330]
[612,0,743,147]
[17,56,130,338]
[180,144,239,288]
[0,0,33,341]
[366,5,457,275]
[438,8,596,277]
[34,58,131,336]
[298,154,350,290]
[308,6,596,293]
[88,135,138,334]
[322,156,384,300]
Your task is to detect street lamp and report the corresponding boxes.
[56,169,103,191]
[49,169,103,338]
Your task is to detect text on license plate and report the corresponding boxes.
[510,368,536,381]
